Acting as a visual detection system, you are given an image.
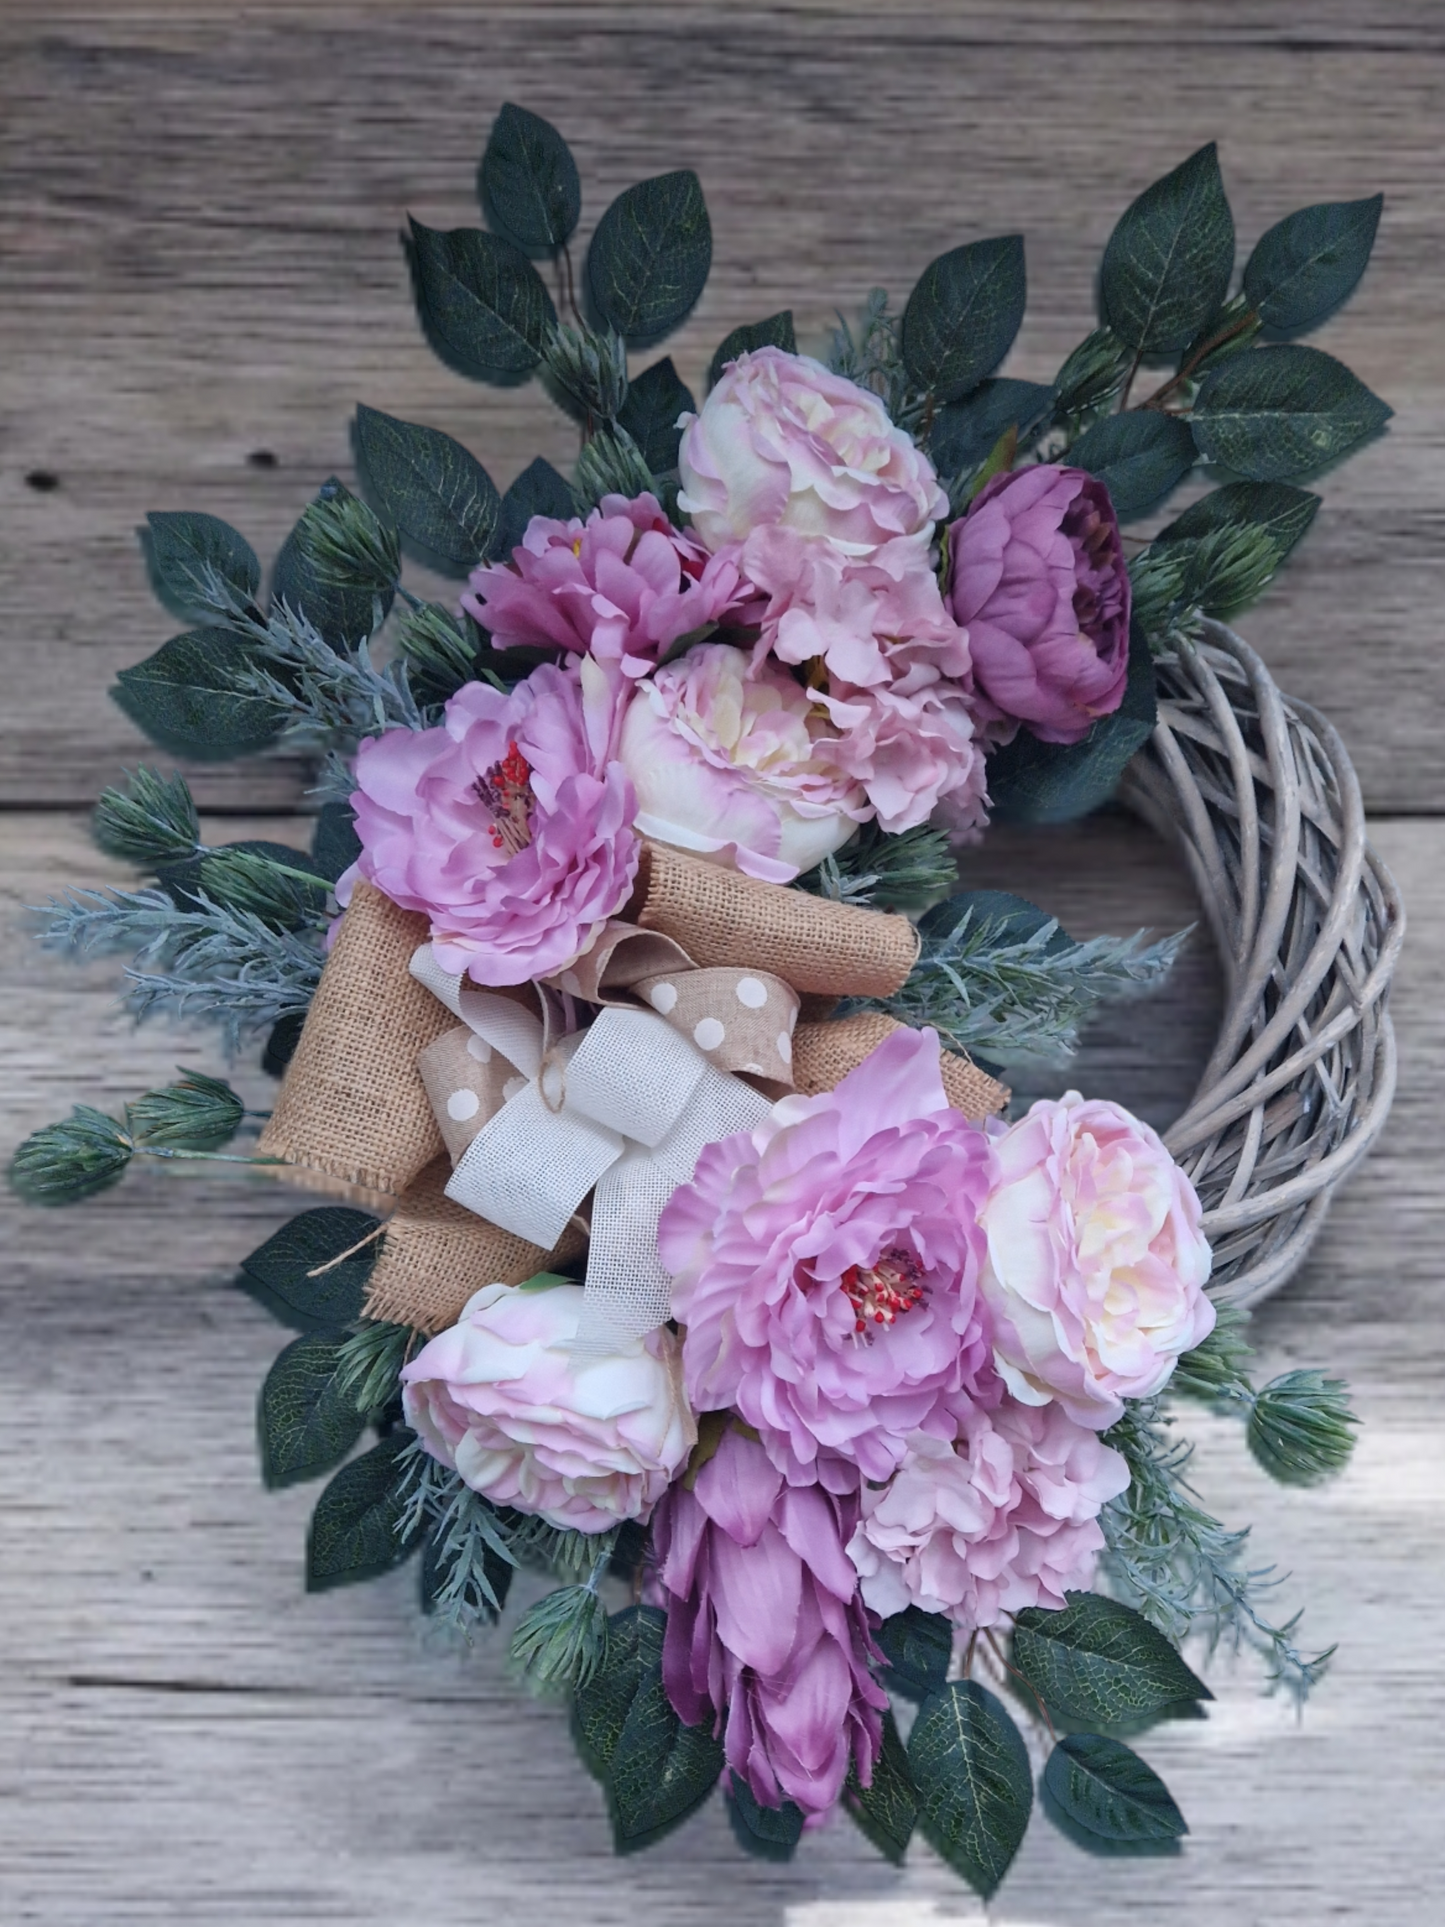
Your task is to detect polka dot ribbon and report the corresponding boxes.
[408,943,777,1349]
[546,919,801,1083]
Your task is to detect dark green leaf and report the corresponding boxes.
[929,378,1058,480]
[262,1011,305,1078]
[875,1605,954,1701]
[707,311,796,388]
[258,1333,366,1488]
[406,219,556,380]
[616,357,696,474]
[493,456,576,560]
[309,802,362,884]
[574,1604,723,1847]
[306,1432,419,1591]
[1067,411,1197,521]
[1243,194,1383,335]
[909,1682,1033,1899]
[272,481,393,649]
[846,1710,917,1864]
[1044,1734,1187,1841]
[901,235,1027,403]
[1191,343,1392,480]
[1012,1591,1210,1724]
[353,405,499,577]
[479,102,580,253]
[986,617,1157,825]
[1101,144,1235,356]
[728,1774,804,1861]
[238,1207,381,1333]
[587,170,712,341]
[1155,478,1320,562]
[111,629,284,762]
[141,511,260,623]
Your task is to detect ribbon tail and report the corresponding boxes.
[572,1065,773,1357]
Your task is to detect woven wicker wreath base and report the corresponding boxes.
[1120,619,1403,1308]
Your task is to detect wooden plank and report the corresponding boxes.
[0,809,1437,1922]
[1,2,1442,808]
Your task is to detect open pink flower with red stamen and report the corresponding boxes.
[659,1026,1000,1493]
[339,660,638,986]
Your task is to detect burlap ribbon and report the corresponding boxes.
[259,855,1008,1336]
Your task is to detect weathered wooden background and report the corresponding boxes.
[2,4,1442,1923]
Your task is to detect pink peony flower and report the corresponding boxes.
[741,525,971,691]
[979,1092,1215,1429]
[947,465,1131,745]
[735,526,988,836]
[339,660,639,987]
[846,1399,1131,1629]
[401,1281,696,1534]
[679,347,947,562]
[816,674,989,837]
[659,1026,1000,1493]
[618,642,867,882]
[652,1423,888,1817]
[460,492,750,682]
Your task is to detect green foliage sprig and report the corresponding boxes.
[1101,1397,1337,1698]
[869,893,1187,1063]
[10,1069,258,1205]
[796,820,958,911]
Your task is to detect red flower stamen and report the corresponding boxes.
[475,740,535,858]
[841,1246,926,1336]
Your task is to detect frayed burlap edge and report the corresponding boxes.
[362,1158,588,1334]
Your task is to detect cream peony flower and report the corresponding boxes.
[978,1092,1215,1428]
[677,346,947,562]
[401,1281,696,1533]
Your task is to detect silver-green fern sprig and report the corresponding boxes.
[797,821,958,912]
[865,908,1187,1063]
[397,1446,520,1633]
[334,1321,414,1418]
[826,288,926,430]
[1101,1397,1335,1699]
[190,561,424,743]
[40,886,322,1046]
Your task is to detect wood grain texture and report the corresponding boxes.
[2,810,1439,1924]
[1,5,1440,1922]
[1,2,1442,807]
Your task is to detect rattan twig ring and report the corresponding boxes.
[1119,618,1404,1308]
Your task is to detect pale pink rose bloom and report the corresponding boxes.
[678,347,947,562]
[401,1282,697,1534]
[979,1092,1215,1428]
[619,642,867,882]
[461,492,751,683]
[847,1401,1131,1629]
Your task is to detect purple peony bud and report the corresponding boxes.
[947,466,1131,746]
[652,1424,888,1819]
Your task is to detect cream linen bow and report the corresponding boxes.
[409,944,771,1349]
